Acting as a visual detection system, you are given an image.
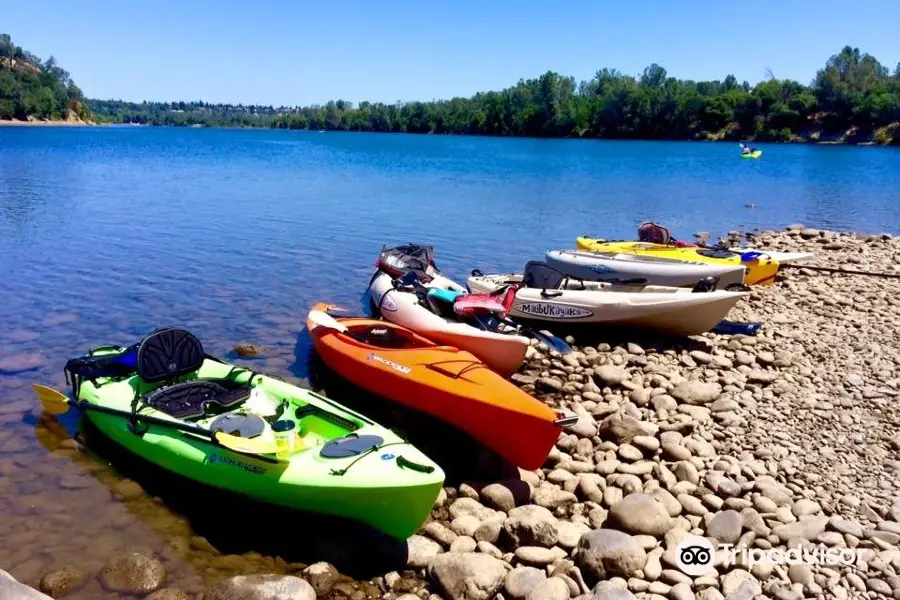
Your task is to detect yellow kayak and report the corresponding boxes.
[575,237,779,286]
[741,150,763,159]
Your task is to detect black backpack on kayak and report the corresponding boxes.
[64,326,256,422]
[64,327,212,394]
[375,243,438,283]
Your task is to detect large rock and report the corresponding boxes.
[481,480,531,512]
[594,365,629,387]
[99,553,167,594]
[588,583,638,600]
[706,510,743,544]
[449,497,496,521]
[525,577,570,600]
[609,493,673,536]
[0,570,54,600]
[205,575,315,600]
[504,504,559,547]
[406,535,443,568]
[429,553,509,600]
[597,414,647,444]
[772,516,829,543]
[671,381,721,405]
[503,566,547,600]
[576,529,647,583]
[38,566,88,598]
[301,562,344,596]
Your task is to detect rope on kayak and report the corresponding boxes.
[781,264,900,279]
[423,359,484,379]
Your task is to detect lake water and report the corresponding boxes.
[1,126,900,596]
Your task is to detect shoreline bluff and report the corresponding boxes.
[0,117,96,127]
[7,224,900,600]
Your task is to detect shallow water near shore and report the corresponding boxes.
[2,127,900,598]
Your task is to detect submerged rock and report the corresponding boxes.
[233,343,265,356]
[38,566,88,598]
[99,553,167,594]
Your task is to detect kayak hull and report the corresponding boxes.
[368,270,528,376]
[545,249,746,288]
[467,273,748,336]
[741,150,763,159]
[575,237,779,286]
[75,358,444,539]
[307,310,562,470]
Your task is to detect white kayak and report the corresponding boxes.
[466,262,749,337]
[545,249,747,288]
[367,270,529,376]
[728,248,813,264]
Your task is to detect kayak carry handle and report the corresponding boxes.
[397,455,435,473]
[554,413,580,428]
[470,268,484,277]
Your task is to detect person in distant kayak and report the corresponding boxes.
[741,145,751,155]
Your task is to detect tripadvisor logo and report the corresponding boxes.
[675,535,716,576]
[675,535,860,576]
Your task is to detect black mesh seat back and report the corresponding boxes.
[522,261,565,290]
[137,327,205,383]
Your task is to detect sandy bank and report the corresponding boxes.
[0,117,96,127]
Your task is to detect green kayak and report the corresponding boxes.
[61,327,445,539]
[740,149,762,159]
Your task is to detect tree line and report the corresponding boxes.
[4,36,898,143]
[89,46,900,143]
[0,33,92,122]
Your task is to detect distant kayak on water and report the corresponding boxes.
[739,142,762,159]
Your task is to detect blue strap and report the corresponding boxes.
[740,251,764,262]
[427,288,464,304]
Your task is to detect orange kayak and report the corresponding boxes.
[306,303,573,471]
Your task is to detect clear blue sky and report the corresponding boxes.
[4,0,899,106]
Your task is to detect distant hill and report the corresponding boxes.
[87,46,900,145]
[0,33,93,123]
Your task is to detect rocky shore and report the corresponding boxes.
[5,224,900,600]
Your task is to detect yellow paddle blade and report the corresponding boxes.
[214,431,279,455]
[32,384,72,415]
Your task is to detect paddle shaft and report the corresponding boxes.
[782,264,900,279]
[65,397,220,439]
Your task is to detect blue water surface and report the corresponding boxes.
[2,127,899,387]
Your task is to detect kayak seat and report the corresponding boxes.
[144,379,252,420]
[522,261,565,290]
[349,324,431,350]
[452,293,508,318]
[136,326,206,383]
[134,327,254,420]
[638,221,673,246]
